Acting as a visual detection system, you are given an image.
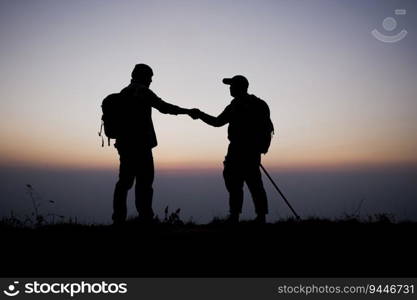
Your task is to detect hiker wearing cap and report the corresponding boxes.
[112,64,196,225]
[190,75,274,224]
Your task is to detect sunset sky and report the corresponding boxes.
[0,0,416,171]
[1,0,417,223]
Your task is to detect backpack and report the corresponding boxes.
[229,95,275,154]
[256,99,274,154]
[98,93,126,146]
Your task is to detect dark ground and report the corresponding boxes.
[1,219,416,278]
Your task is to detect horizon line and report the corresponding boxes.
[2,160,417,173]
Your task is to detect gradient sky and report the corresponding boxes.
[1,0,417,171]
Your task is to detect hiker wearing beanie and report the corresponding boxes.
[111,64,195,224]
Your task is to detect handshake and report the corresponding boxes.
[186,108,202,120]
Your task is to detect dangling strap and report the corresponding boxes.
[98,120,103,137]
[98,121,104,147]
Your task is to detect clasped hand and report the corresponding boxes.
[187,108,201,120]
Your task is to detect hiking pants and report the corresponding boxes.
[113,147,154,222]
[223,146,268,216]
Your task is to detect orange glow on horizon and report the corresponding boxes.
[1,119,417,172]
[2,149,417,173]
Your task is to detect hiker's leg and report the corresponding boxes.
[223,160,244,217]
[245,161,268,216]
[113,152,135,223]
[135,149,154,220]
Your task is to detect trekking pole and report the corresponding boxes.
[260,164,301,220]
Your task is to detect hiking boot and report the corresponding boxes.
[254,214,266,224]
[225,213,239,225]
[135,214,155,225]
[111,219,126,227]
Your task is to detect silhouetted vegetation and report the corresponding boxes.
[2,184,415,278]
[2,209,416,278]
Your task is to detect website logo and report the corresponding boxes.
[372,9,407,43]
[3,281,20,297]
[3,281,128,298]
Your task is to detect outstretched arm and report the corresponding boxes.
[190,108,229,127]
[153,97,191,115]
[148,90,192,115]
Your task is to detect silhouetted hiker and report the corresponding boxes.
[190,75,274,224]
[111,64,195,225]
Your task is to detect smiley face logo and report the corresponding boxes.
[3,282,20,297]
[372,9,407,43]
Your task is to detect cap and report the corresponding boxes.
[222,75,249,89]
